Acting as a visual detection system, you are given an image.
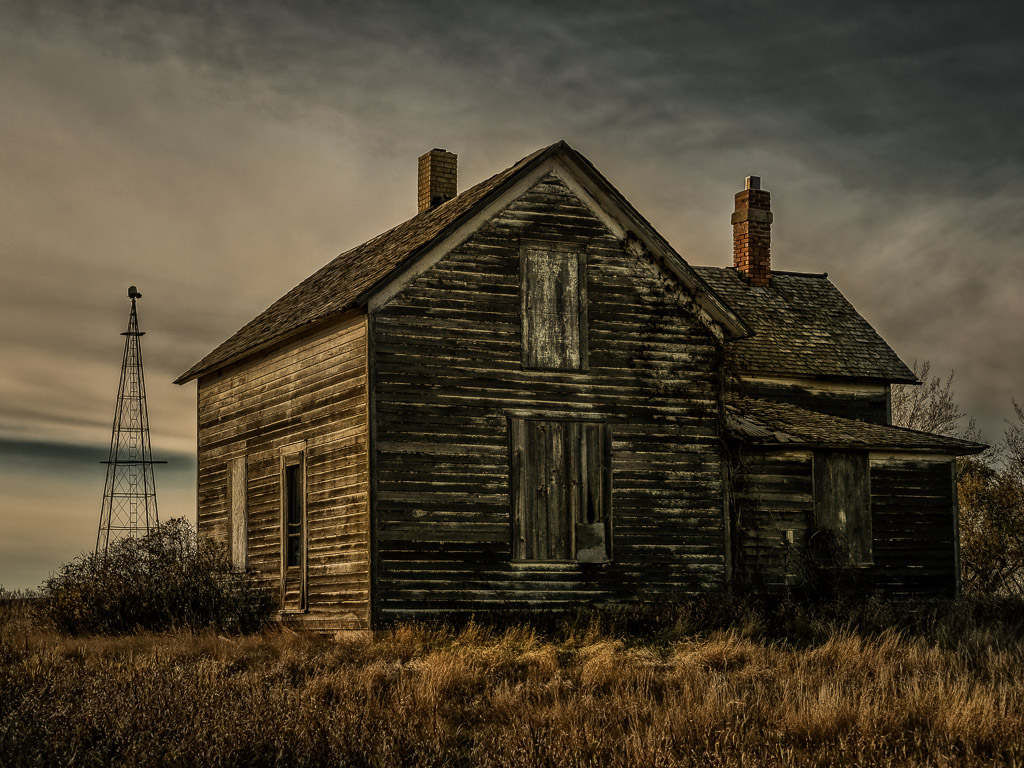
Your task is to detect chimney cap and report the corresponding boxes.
[745,175,761,190]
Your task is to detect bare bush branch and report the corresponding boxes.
[891,360,967,436]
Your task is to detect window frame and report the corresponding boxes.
[279,444,307,612]
[284,463,303,567]
[812,449,873,567]
[509,416,612,563]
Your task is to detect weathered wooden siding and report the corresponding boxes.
[731,450,815,593]
[739,377,890,424]
[196,311,371,631]
[869,457,958,596]
[733,450,959,596]
[371,173,727,622]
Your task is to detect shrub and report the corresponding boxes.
[42,518,275,635]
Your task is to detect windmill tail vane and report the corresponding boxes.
[96,286,167,556]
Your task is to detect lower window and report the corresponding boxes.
[509,418,612,562]
[280,448,307,611]
[285,463,303,567]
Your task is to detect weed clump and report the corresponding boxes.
[42,518,274,635]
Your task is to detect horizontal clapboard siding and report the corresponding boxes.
[197,311,371,631]
[371,173,727,622]
[732,450,815,592]
[869,457,958,596]
[733,449,959,597]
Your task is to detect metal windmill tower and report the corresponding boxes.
[96,286,165,556]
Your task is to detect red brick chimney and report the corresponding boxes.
[418,149,457,212]
[732,175,772,287]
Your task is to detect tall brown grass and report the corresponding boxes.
[2,597,1023,767]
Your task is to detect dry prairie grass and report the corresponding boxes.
[2,598,1023,767]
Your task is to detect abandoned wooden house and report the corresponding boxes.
[175,141,985,632]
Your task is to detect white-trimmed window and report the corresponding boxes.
[280,446,307,611]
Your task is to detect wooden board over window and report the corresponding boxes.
[227,456,247,571]
[510,418,611,562]
[521,245,586,370]
[813,450,872,566]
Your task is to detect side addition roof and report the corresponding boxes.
[728,397,986,455]
[692,267,917,384]
[176,141,748,384]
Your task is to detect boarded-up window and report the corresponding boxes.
[521,245,586,370]
[227,456,247,571]
[281,448,306,611]
[813,450,872,566]
[510,419,611,562]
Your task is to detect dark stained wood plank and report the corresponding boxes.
[813,450,872,566]
[739,377,890,425]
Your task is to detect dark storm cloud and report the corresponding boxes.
[0,437,193,474]
[10,0,1023,196]
[0,438,107,471]
[3,0,1021,414]
[0,438,196,589]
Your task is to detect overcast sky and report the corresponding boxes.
[2,0,1022,589]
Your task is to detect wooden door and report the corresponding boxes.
[813,450,872,565]
[511,419,574,560]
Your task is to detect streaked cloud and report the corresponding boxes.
[0,439,195,589]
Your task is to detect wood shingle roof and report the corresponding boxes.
[693,266,917,384]
[728,397,985,454]
[177,142,918,388]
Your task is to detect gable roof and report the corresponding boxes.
[728,397,985,455]
[692,266,917,384]
[176,141,747,384]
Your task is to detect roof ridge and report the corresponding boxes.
[693,265,828,279]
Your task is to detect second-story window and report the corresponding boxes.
[521,244,587,370]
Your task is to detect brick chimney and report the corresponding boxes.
[732,175,772,287]
[417,149,457,212]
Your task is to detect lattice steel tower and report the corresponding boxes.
[96,286,165,555]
